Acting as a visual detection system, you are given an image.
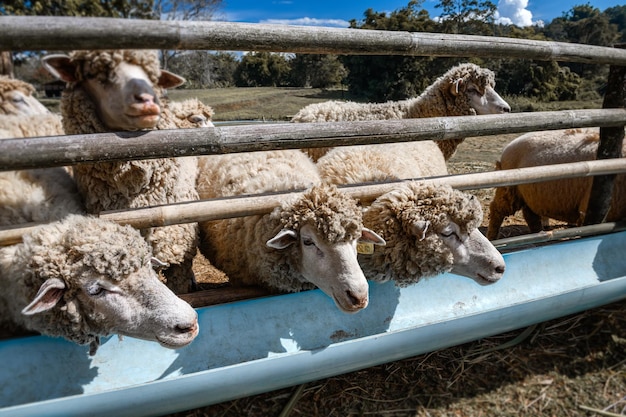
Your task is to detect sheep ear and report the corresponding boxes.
[21,278,66,316]
[450,78,463,96]
[410,220,431,241]
[158,70,186,89]
[266,229,297,249]
[150,256,169,269]
[359,228,386,246]
[42,55,77,83]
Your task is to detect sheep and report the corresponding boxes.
[291,63,511,161]
[164,97,215,128]
[487,127,626,240]
[316,141,448,184]
[0,75,50,116]
[0,113,64,139]
[196,150,386,313]
[42,50,202,294]
[0,214,199,355]
[0,167,85,224]
[316,141,505,285]
[359,181,505,286]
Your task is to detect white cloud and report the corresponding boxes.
[494,0,537,27]
[259,17,351,28]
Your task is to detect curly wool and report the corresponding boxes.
[0,76,36,97]
[0,215,152,345]
[277,184,363,246]
[0,113,64,139]
[161,98,215,128]
[0,168,85,226]
[360,182,483,286]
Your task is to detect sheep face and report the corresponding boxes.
[0,77,50,116]
[450,76,511,115]
[17,216,198,353]
[431,219,506,285]
[267,223,385,313]
[362,182,505,286]
[42,52,185,131]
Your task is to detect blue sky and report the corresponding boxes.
[218,0,623,28]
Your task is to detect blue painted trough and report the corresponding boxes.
[1,230,626,417]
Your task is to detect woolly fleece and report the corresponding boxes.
[359,182,483,286]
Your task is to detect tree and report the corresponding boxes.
[343,1,438,101]
[168,51,237,88]
[605,5,626,41]
[234,52,291,87]
[153,0,222,69]
[289,54,346,88]
[435,0,497,35]
[0,0,154,18]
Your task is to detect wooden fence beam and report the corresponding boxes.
[1,109,625,171]
[3,17,626,65]
[2,158,626,246]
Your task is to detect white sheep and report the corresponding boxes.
[316,144,505,285]
[291,62,511,161]
[360,181,505,286]
[196,150,386,313]
[0,167,84,224]
[42,50,202,294]
[487,127,626,240]
[0,113,64,139]
[0,214,199,355]
[0,75,50,116]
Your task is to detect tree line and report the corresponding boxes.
[2,0,626,103]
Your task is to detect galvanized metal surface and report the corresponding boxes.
[1,231,626,417]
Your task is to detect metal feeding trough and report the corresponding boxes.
[1,230,626,417]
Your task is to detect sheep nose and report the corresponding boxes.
[495,264,505,274]
[135,92,156,105]
[502,104,511,113]
[176,319,199,335]
[346,290,367,308]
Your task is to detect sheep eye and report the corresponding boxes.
[302,237,315,247]
[86,284,107,297]
[11,95,25,103]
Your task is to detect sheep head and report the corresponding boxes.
[0,75,50,116]
[267,185,385,313]
[362,182,505,286]
[17,215,198,354]
[42,50,185,131]
[445,63,511,116]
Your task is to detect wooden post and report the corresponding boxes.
[0,51,13,77]
[584,44,626,225]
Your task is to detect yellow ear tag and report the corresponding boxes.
[357,242,374,255]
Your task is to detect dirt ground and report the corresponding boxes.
[173,134,626,417]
